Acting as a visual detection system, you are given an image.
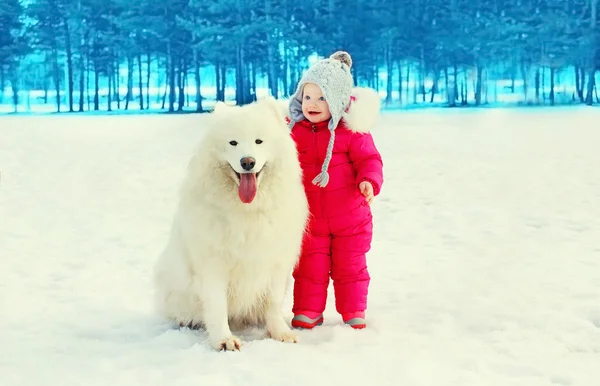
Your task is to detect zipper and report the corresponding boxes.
[312,124,318,171]
[311,124,324,215]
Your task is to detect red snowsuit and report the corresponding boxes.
[290,88,384,317]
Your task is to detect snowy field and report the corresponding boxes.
[1,107,599,386]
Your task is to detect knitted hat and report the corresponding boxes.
[288,51,354,187]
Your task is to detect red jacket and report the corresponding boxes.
[290,87,384,219]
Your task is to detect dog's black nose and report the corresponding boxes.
[240,157,256,171]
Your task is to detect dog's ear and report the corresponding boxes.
[213,101,228,114]
[262,96,289,125]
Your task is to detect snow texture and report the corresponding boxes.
[1,107,600,386]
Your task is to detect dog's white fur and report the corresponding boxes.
[153,97,309,351]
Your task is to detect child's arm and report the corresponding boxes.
[348,132,384,196]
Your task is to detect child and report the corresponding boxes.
[287,51,384,329]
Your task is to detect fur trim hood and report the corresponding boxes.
[342,87,381,133]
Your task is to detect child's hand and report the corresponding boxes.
[359,181,374,205]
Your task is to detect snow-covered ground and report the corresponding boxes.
[1,107,599,386]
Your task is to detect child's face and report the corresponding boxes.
[301,83,332,123]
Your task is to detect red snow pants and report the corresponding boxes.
[292,203,373,316]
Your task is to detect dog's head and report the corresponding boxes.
[200,97,292,205]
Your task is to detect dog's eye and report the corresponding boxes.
[229,140,238,146]
[255,139,263,144]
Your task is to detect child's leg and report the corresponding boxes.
[292,217,331,327]
[329,206,373,327]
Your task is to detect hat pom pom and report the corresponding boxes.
[330,51,352,69]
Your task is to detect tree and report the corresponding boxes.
[585,0,598,105]
[0,0,29,110]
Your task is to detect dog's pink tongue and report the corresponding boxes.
[238,173,257,203]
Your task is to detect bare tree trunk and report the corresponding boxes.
[430,68,438,104]
[10,74,19,112]
[78,58,85,112]
[107,64,113,112]
[385,44,393,106]
[520,59,529,103]
[178,59,185,111]
[125,56,133,110]
[138,54,144,110]
[453,64,459,103]
[535,68,541,103]
[168,42,176,112]
[194,50,202,112]
[86,56,91,110]
[233,0,246,105]
[114,57,120,110]
[541,65,546,103]
[235,43,245,105]
[78,47,85,112]
[406,64,411,103]
[420,46,426,102]
[220,63,227,101]
[253,62,258,100]
[75,0,84,112]
[93,61,99,111]
[282,43,289,97]
[0,66,4,103]
[52,48,62,112]
[462,69,468,105]
[265,0,278,98]
[44,76,49,104]
[586,74,597,105]
[550,67,555,105]
[510,53,516,93]
[475,64,483,106]
[445,66,455,107]
[249,62,256,101]
[215,62,221,102]
[397,60,403,106]
[585,0,598,105]
[575,66,584,101]
[146,53,151,109]
[63,17,75,112]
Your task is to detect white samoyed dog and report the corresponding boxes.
[153,97,309,351]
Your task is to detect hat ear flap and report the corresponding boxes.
[288,85,306,125]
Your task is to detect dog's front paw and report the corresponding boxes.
[268,327,299,344]
[211,335,242,351]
